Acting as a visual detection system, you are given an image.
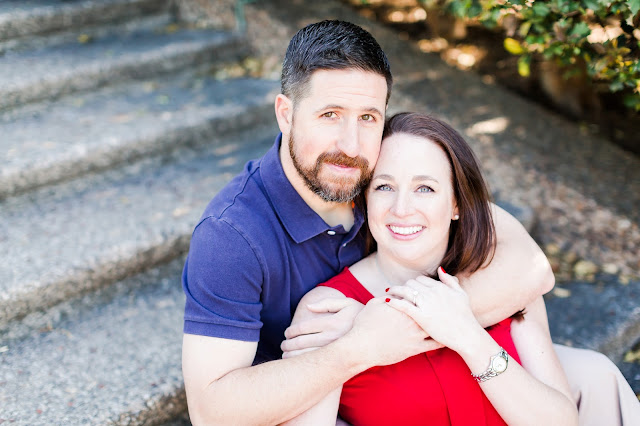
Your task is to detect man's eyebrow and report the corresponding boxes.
[315,104,384,117]
[315,104,344,114]
[361,106,384,117]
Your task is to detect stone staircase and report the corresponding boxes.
[0,0,279,423]
[1,0,639,424]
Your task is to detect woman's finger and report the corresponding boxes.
[437,266,461,289]
[387,285,426,307]
[413,275,438,287]
[385,296,420,318]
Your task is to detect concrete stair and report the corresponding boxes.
[2,0,639,424]
[0,0,278,424]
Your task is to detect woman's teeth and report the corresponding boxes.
[389,225,424,235]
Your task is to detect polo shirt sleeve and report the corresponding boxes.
[182,216,264,341]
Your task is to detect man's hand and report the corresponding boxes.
[386,268,481,353]
[282,297,364,358]
[344,298,434,368]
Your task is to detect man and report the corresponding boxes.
[181,20,555,425]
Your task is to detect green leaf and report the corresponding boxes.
[623,94,640,111]
[610,80,625,92]
[519,21,532,37]
[568,21,591,40]
[504,37,526,55]
[630,0,640,16]
[518,55,532,77]
[532,2,551,17]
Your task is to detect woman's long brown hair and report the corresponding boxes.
[363,112,496,277]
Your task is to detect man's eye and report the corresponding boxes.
[375,184,392,191]
[322,112,336,118]
[361,114,374,121]
[417,186,433,193]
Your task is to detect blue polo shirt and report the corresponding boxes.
[182,134,366,363]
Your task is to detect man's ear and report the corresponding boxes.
[275,94,293,135]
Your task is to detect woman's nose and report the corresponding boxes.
[390,192,412,217]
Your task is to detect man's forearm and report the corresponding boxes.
[189,337,364,425]
[461,204,555,327]
[461,259,553,328]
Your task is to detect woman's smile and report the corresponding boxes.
[387,224,425,239]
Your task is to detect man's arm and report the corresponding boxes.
[183,332,353,425]
[183,288,433,425]
[283,203,553,353]
[458,203,554,327]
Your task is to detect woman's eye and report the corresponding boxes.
[375,184,392,191]
[361,114,374,122]
[322,112,336,118]
[417,186,433,193]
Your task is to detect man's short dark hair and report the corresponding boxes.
[281,20,393,105]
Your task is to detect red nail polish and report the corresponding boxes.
[440,266,446,274]
[385,298,390,303]
[385,288,389,292]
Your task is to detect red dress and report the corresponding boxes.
[319,268,521,426]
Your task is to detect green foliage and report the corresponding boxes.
[425,0,640,112]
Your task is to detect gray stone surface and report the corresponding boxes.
[0,24,247,109]
[0,11,173,56]
[1,75,279,197]
[619,345,640,394]
[546,277,640,361]
[0,256,187,425]
[0,126,277,327]
[0,0,169,41]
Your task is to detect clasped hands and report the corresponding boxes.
[282,269,481,363]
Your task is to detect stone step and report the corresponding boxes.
[546,276,640,362]
[0,10,173,56]
[618,338,640,395]
[0,0,169,42]
[0,256,187,425]
[0,124,278,328]
[0,23,247,110]
[1,75,279,198]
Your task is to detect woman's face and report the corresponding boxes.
[367,132,459,271]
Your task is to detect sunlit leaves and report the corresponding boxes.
[504,37,525,54]
[434,0,640,112]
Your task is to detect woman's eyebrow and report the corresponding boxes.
[413,175,439,183]
[371,173,393,181]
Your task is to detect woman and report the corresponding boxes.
[284,112,578,425]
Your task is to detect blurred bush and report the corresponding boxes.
[421,0,640,112]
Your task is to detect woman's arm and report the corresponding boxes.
[280,287,347,425]
[387,270,578,426]
[460,296,577,426]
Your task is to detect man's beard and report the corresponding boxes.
[289,133,372,203]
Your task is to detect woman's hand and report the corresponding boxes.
[385,267,485,353]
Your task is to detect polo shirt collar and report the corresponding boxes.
[260,134,364,244]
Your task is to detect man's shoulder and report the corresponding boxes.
[193,160,286,256]
[200,159,274,227]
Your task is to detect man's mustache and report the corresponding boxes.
[317,152,369,170]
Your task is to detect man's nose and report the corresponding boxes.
[335,119,360,158]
